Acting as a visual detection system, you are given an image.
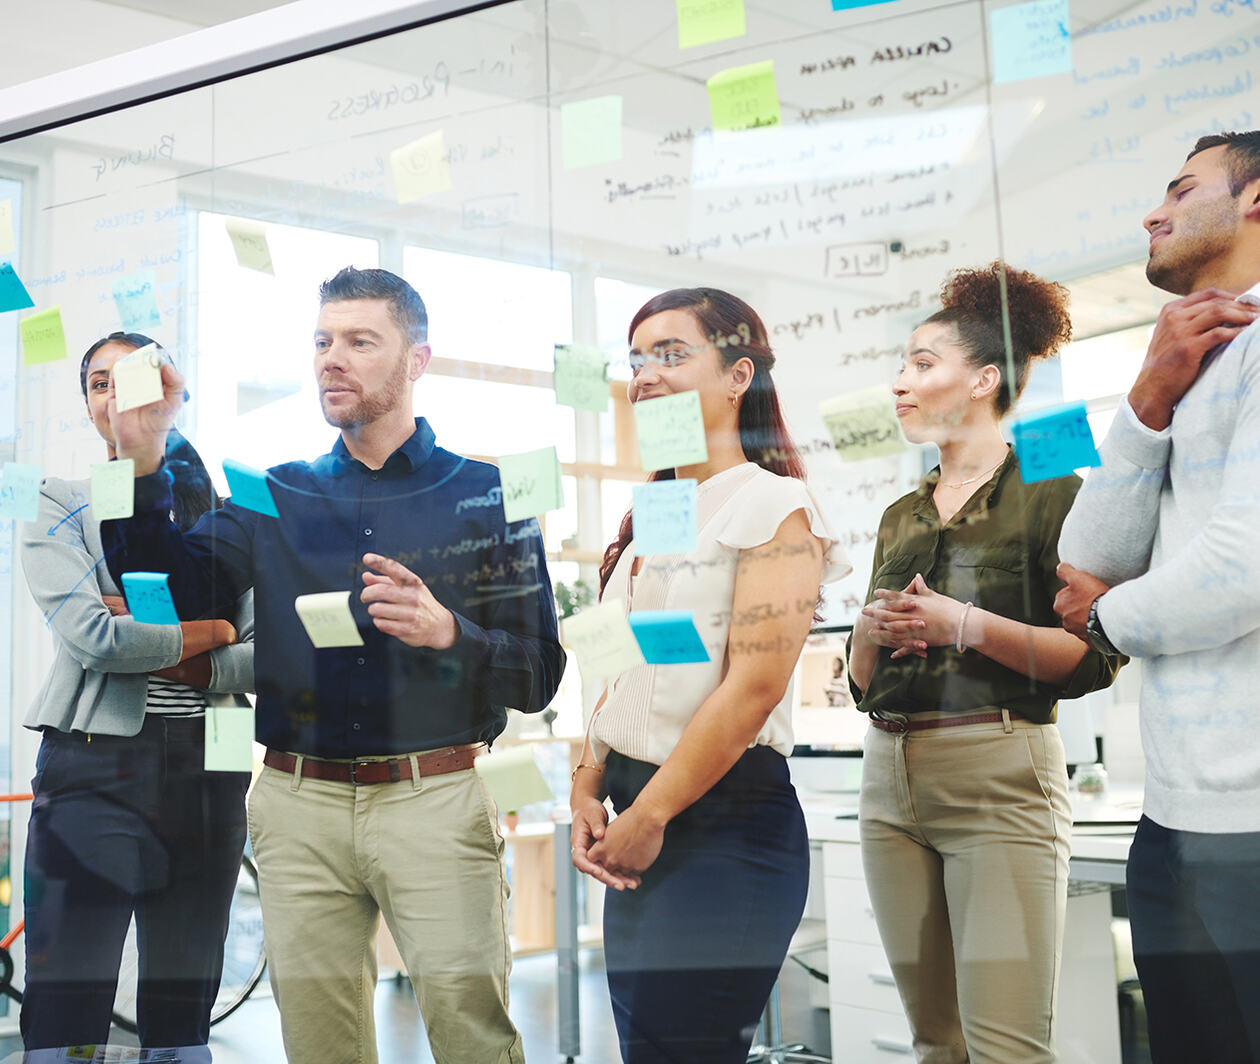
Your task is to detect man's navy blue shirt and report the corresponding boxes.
[101,418,564,757]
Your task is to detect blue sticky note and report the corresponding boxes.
[223,458,279,517]
[0,461,41,521]
[112,270,161,330]
[0,262,35,312]
[1011,401,1100,483]
[633,479,698,556]
[628,610,710,665]
[990,0,1073,84]
[121,572,180,625]
[832,0,899,9]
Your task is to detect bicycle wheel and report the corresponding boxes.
[112,856,267,1033]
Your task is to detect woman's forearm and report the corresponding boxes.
[849,618,877,694]
[965,608,1088,687]
[178,619,236,662]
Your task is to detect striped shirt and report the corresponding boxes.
[145,675,207,717]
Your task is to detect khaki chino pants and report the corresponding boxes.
[247,758,524,1064]
[859,715,1071,1064]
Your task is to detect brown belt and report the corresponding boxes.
[870,711,1023,734]
[264,744,485,785]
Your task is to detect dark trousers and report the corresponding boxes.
[21,714,250,1051]
[602,746,810,1064]
[1127,815,1260,1064]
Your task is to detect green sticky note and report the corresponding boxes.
[561,95,623,170]
[226,218,274,274]
[634,391,709,472]
[90,458,134,520]
[20,306,67,365]
[677,0,746,49]
[561,597,645,682]
[205,705,255,772]
[499,446,564,523]
[390,130,453,203]
[707,60,780,132]
[554,344,609,412]
[474,744,556,810]
[819,386,907,461]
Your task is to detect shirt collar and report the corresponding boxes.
[328,417,436,475]
[912,445,1015,522]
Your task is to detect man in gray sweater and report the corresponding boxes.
[1055,132,1260,1063]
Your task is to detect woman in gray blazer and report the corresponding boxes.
[20,332,254,1055]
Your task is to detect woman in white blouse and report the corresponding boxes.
[570,288,849,1063]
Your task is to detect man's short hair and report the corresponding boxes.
[1188,131,1260,196]
[319,267,428,344]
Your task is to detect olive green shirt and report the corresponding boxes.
[852,448,1123,724]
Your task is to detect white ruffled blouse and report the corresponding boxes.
[591,462,851,766]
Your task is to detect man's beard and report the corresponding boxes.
[321,355,410,429]
[1146,195,1238,295]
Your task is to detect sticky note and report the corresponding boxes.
[819,387,906,461]
[499,446,564,523]
[0,461,41,521]
[677,0,746,48]
[634,391,709,472]
[90,459,134,520]
[633,479,698,555]
[561,597,645,681]
[205,705,255,772]
[991,0,1073,84]
[561,95,623,170]
[0,261,34,312]
[1011,401,1100,483]
[707,60,780,132]
[0,199,13,257]
[554,344,609,412]
[223,458,279,517]
[112,343,164,413]
[112,271,161,331]
[390,130,453,203]
[832,0,899,9]
[121,572,180,625]
[295,590,364,648]
[628,610,710,665]
[20,306,66,365]
[474,744,555,810]
[225,218,274,274]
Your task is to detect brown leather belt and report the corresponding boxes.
[870,711,1022,734]
[264,743,485,785]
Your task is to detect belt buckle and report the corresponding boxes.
[349,760,371,785]
[871,710,909,734]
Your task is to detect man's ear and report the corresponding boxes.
[409,342,432,381]
[1243,177,1260,222]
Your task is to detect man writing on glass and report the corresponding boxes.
[100,267,564,1064]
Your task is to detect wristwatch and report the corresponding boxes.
[1085,596,1120,656]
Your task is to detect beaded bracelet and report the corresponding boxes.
[570,762,606,783]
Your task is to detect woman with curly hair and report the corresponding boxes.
[848,264,1125,1063]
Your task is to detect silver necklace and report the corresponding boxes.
[940,457,1004,490]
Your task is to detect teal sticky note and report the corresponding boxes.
[0,262,34,312]
[121,572,180,625]
[112,271,161,331]
[832,0,899,8]
[0,462,42,521]
[561,95,623,170]
[633,479,698,556]
[223,458,279,517]
[1011,401,1100,483]
[499,446,564,523]
[991,0,1073,84]
[628,610,710,665]
[634,391,709,472]
[205,705,255,772]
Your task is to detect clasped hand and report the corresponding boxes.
[861,573,963,659]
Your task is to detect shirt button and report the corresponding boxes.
[371,473,379,481]
[357,657,365,666]
[364,528,373,536]
[353,722,361,731]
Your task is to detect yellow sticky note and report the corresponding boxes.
[474,745,556,810]
[226,218,274,274]
[554,344,609,413]
[112,343,164,413]
[819,386,907,461]
[561,597,645,682]
[707,60,780,132]
[90,458,134,520]
[205,705,255,772]
[499,446,564,524]
[20,306,67,365]
[561,96,623,170]
[0,199,14,257]
[677,0,746,49]
[390,131,453,203]
[295,590,364,648]
[634,390,709,472]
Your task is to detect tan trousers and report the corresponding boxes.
[246,759,525,1064]
[859,715,1071,1064]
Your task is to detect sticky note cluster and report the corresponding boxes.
[0,462,41,521]
[295,591,363,648]
[634,391,709,472]
[707,60,780,132]
[223,458,279,517]
[112,344,164,413]
[205,705,255,772]
[562,598,645,682]
[1011,401,1100,483]
[633,479,697,555]
[991,0,1073,84]
[121,572,180,625]
[474,744,556,810]
[390,131,453,202]
[819,387,906,462]
[628,611,710,664]
[20,307,67,365]
[554,344,609,413]
[90,459,134,520]
[499,447,564,523]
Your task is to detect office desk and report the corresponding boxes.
[802,791,1138,1063]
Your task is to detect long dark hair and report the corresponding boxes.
[81,332,218,531]
[598,287,805,595]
